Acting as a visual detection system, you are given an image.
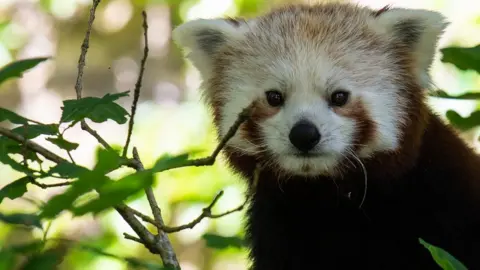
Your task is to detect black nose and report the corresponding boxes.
[289,120,321,152]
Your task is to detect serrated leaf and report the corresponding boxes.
[0,212,42,229]
[445,110,480,131]
[0,176,30,203]
[440,45,480,73]
[48,162,88,179]
[0,57,50,86]
[419,238,467,270]
[72,170,154,216]
[60,91,129,125]
[152,153,190,173]
[46,137,79,151]
[202,233,246,250]
[0,107,29,124]
[12,124,59,139]
[431,90,480,100]
[40,172,109,219]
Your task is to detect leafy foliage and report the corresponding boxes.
[0,212,42,229]
[0,107,30,124]
[202,233,246,250]
[46,136,79,151]
[60,91,130,126]
[0,57,50,85]
[0,176,30,203]
[440,45,480,73]
[420,239,467,270]
[445,110,480,131]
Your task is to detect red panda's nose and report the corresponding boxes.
[289,120,321,153]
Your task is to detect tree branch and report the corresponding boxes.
[75,0,100,100]
[130,147,180,268]
[72,0,113,151]
[158,106,252,172]
[29,178,73,189]
[80,121,113,151]
[0,127,68,164]
[123,11,149,158]
[160,191,247,233]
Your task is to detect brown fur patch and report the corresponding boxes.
[333,98,376,151]
[240,99,281,145]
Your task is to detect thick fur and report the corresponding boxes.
[172,3,480,270]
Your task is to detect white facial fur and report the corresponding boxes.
[172,4,448,177]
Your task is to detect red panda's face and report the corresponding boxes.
[173,4,447,177]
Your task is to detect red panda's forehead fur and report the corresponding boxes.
[200,3,432,177]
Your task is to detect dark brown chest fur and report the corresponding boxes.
[224,114,480,270]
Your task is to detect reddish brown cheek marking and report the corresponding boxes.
[240,99,281,144]
[333,98,376,151]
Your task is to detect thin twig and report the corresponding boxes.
[0,127,68,164]
[30,178,73,189]
[123,233,145,244]
[131,147,179,268]
[72,0,113,151]
[80,121,113,151]
[133,148,164,224]
[155,106,252,173]
[160,191,247,233]
[127,189,248,233]
[122,11,149,158]
[75,0,100,100]
[124,205,157,225]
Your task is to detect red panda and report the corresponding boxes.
[172,3,480,269]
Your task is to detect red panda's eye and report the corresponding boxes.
[265,90,284,107]
[330,90,350,106]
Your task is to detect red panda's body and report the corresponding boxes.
[172,3,480,269]
[225,112,480,269]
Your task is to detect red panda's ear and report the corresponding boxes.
[172,18,251,78]
[375,8,449,89]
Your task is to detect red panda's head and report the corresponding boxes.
[172,4,448,177]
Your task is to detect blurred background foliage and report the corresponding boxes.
[0,0,479,269]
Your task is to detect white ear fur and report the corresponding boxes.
[172,18,251,78]
[376,8,449,88]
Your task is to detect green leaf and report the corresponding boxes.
[0,176,30,203]
[48,162,88,179]
[431,90,480,100]
[0,107,29,124]
[0,212,42,229]
[46,137,79,151]
[12,124,59,139]
[0,250,16,270]
[60,91,130,125]
[20,248,66,270]
[445,110,480,131]
[72,170,154,216]
[93,148,123,175]
[9,240,45,254]
[419,238,467,270]
[202,233,246,250]
[440,45,480,73]
[40,172,109,219]
[0,138,33,174]
[0,57,50,86]
[152,153,190,173]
